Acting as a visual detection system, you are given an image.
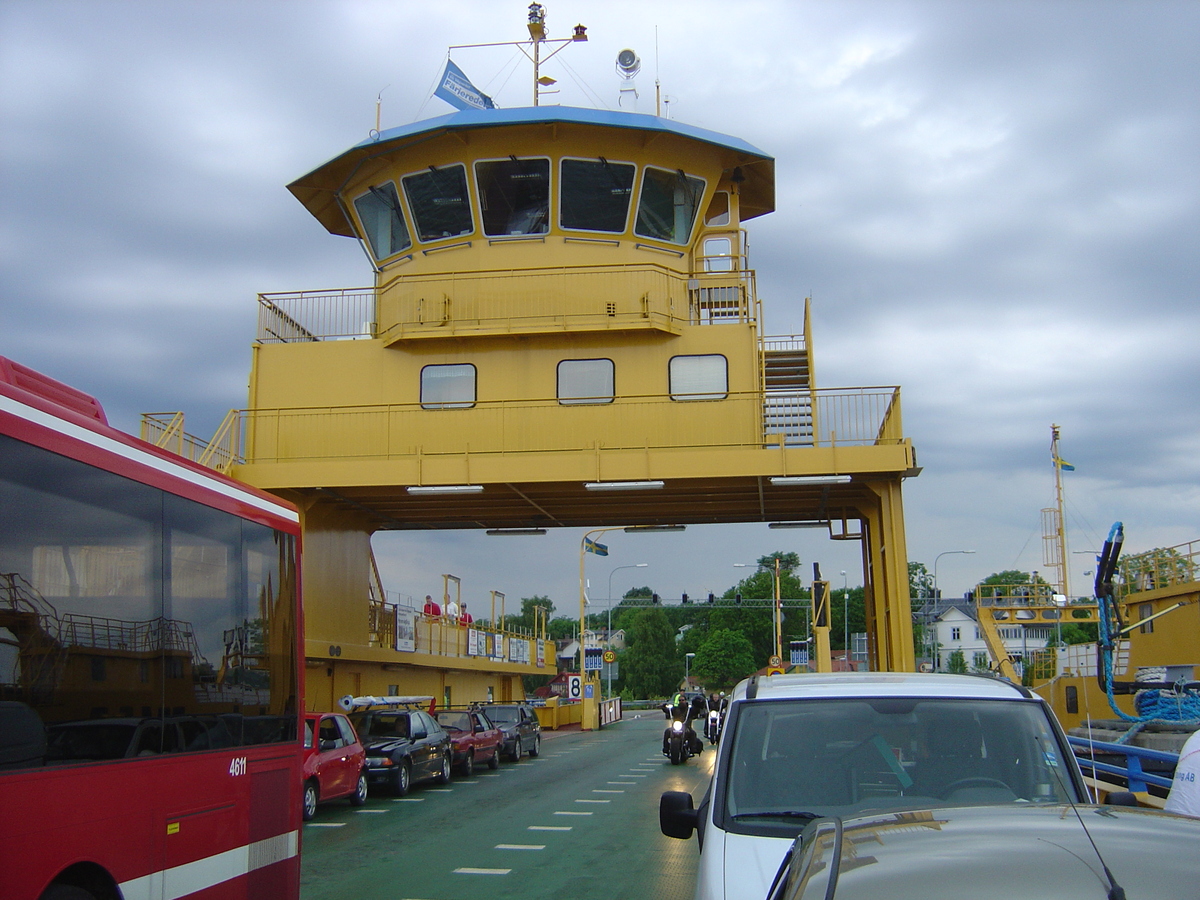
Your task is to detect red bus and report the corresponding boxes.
[0,357,303,900]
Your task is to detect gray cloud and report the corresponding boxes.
[2,0,1195,603]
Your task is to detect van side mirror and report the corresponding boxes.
[411,727,427,740]
[660,791,698,839]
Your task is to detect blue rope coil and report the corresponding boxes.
[1099,597,1200,726]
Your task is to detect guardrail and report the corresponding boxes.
[240,385,904,465]
[1068,735,1178,795]
[1119,539,1200,596]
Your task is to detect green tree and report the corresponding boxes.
[620,607,683,699]
[946,649,967,674]
[508,595,555,633]
[909,561,934,600]
[757,551,801,573]
[692,628,757,690]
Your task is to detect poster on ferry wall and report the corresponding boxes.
[395,607,416,653]
[466,627,479,656]
[537,640,545,668]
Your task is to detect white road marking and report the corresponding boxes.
[607,781,637,785]
[554,811,593,816]
[426,788,453,792]
[575,799,610,804]
[356,809,388,814]
[593,789,624,793]
[305,823,345,828]
[392,798,425,802]
[528,826,572,831]
[454,868,511,875]
[495,844,545,850]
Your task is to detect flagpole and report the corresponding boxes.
[1051,424,1070,597]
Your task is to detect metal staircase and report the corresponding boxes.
[761,338,814,446]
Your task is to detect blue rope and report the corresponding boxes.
[1099,583,1200,726]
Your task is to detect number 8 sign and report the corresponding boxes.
[567,675,582,699]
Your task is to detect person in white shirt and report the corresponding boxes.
[1164,728,1200,817]
[444,596,460,622]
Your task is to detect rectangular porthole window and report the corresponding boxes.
[476,157,550,236]
[635,166,705,245]
[353,182,412,260]
[703,236,734,272]
[421,364,476,409]
[560,158,635,233]
[402,164,474,242]
[557,359,614,405]
[704,191,730,226]
[669,354,727,401]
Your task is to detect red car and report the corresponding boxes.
[435,707,504,776]
[302,712,368,820]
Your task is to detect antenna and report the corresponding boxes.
[371,85,389,140]
[616,48,640,109]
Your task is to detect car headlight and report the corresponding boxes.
[671,720,684,733]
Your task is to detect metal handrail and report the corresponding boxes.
[1068,735,1178,792]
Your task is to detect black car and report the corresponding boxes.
[481,703,542,761]
[349,705,452,795]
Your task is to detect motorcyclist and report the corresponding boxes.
[662,692,704,756]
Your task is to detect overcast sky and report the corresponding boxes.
[2,0,1197,614]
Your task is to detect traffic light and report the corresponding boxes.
[681,593,689,604]
[652,593,660,604]
[735,592,742,604]
[707,592,715,604]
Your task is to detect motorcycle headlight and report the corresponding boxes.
[708,711,718,721]
[671,720,684,733]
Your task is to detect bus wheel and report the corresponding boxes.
[41,884,100,900]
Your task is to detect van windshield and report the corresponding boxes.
[721,698,1079,835]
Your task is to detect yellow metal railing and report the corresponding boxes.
[257,288,376,343]
[1119,539,1200,596]
[255,267,760,343]
[141,411,243,473]
[239,386,903,465]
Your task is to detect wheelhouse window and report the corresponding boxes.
[421,364,476,409]
[402,164,473,242]
[476,157,550,236]
[635,166,705,244]
[557,359,614,405]
[669,354,727,401]
[560,158,635,233]
[704,191,731,226]
[353,182,412,260]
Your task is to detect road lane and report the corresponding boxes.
[301,714,712,899]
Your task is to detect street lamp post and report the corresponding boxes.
[604,563,648,698]
[841,570,848,667]
[931,550,975,671]
[734,559,784,665]
[685,652,696,686]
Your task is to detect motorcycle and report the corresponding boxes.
[662,695,706,765]
[704,693,726,745]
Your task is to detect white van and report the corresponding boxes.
[659,672,1087,900]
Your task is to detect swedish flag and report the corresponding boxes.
[1053,455,1075,472]
[584,537,609,556]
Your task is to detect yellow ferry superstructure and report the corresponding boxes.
[154,105,919,714]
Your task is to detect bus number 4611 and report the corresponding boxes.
[229,757,248,777]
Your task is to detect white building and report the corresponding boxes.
[930,604,1052,675]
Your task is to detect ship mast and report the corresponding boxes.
[1042,424,1071,596]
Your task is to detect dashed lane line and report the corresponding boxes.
[592,789,624,793]
[574,799,610,804]
[356,809,389,814]
[495,844,546,850]
[392,798,425,802]
[607,781,637,785]
[528,825,572,831]
[305,822,345,828]
[454,868,511,875]
[554,811,593,816]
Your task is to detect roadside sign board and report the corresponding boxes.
[602,649,617,663]
[566,674,582,700]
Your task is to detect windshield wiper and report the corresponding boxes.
[734,810,822,821]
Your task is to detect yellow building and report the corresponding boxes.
[216,105,918,707]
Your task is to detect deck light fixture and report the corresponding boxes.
[769,475,851,486]
[768,521,830,529]
[406,484,484,495]
[623,524,686,533]
[486,528,548,536]
[584,480,664,491]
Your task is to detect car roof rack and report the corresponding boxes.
[342,694,434,711]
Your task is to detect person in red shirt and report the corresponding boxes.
[422,594,441,617]
[460,602,473,625]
